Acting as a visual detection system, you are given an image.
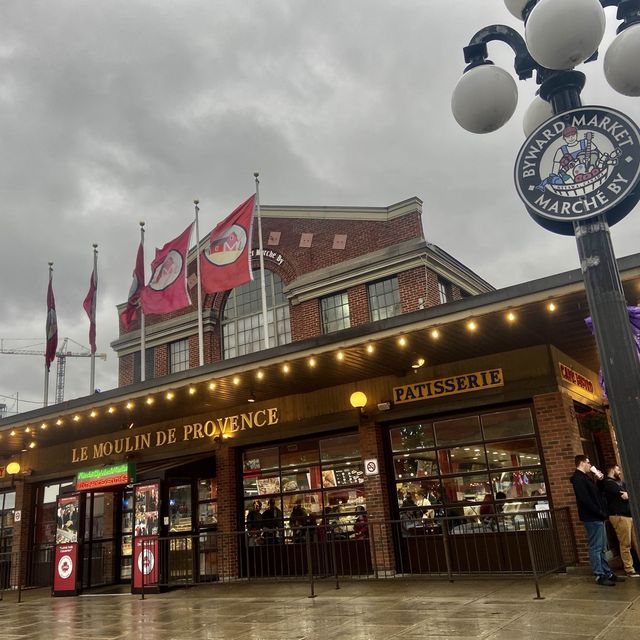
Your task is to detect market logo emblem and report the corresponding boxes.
[138,548,155,576]
[57,555,73,580]
[149,250,183,291]
[205,224,248,266]
[515,106,640,223]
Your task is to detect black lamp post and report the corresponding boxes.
[452,0,640,547]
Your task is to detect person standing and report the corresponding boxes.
[570,455,624,586]
[601,464,640,578]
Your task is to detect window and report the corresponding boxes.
[222,270,291,359]
[389,407,545,521]
[437,278,452,304]
[197,479,218,528]
[321,292,350,333]
[242,434,365,539]
[0,491,16,554]
[133,347,154,382]
[33,480,74,545]
[368,277,401,321]
[169,339,189,373]
[169,484,192,532]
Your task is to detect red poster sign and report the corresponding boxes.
[133,536,159,589]
[53,543,78,595]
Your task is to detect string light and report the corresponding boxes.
[25,426,31,433]
[126,402,134,410]
[40,423,47,430]
[9,429,16,436]
[256,370,264,380]
[90,411,97,418]
[282,363,290,374]
[29,441,36,449]
[398,336,407,347]
[73,415,80,422]
[430,329,440,339]
[336,351,344,361]
[366,344,375,354]
[308,357,316,367]
[507,312,516,323]
[189,386,197,395]
[56,419,63,426]
[547,302,556,312]
[146,397,154,405]
[166,391,175,400]
[107,407,115,414]
[232,377,240,386]
[209,382,216,390]
[467,320,477,332]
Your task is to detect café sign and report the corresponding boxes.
[393,369,504,405]
[76,462,136,491]
[71,407,279,463]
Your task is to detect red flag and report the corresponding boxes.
[200,195,255,294]
[140,223,194,315]
[45,269,58,371]
[83,267,97,354]
[120,241,144,331]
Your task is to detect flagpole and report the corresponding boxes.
[89,243,98,395]
[44,262,53,407]
[140,221,146,382]
[254,173,270,350]
[194,199,204,367]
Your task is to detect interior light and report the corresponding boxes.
[208,382,216,390]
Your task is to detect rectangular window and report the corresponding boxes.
[321,292,350,334]
[169,339,189,374]
[133,347,154,382]
[368,277,401,321]
[437,278,452,304]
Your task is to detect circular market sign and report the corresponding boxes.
[515,106,640,230]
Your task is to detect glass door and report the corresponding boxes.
[120,490,134,581]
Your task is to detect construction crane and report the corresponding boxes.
[0,337,107,404]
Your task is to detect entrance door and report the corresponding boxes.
[80,492,117,588]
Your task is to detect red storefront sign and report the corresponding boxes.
[133,536,158,589]
[53,543,78,595]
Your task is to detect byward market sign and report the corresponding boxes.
[515,106,640,235]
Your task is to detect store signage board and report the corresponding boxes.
[514,106,640,234]
[393,369,504,405]
[76,462,136,491]
[558,363,597,396]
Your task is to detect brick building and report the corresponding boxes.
[0,195,628,593]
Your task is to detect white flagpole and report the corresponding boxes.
[140,221,146,382]
[89,243,98,394]
[194,199,204,367]
[254,172,269,350]
[44,261,53,407]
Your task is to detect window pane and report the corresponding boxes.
[243,447,279,474]
[324,487,365,512]
[280,441,320,468]
[396,480,443,510]
[487,438,541,468]
[394,451,438,480]
[169,339,189,374]
[482,408,535,440]
[434,416,482,446]
[198,503,217,527]
[281,469,321,492]
[283,492,323,522]
[441,474,491,504]
[491,468,547,499]
[4,492,15,510]
[390,423,434,452]
[321,292,351,333]
[320,434,360,462]
[368,277,401,322]
[169,484,192,532]
[198,479,217,502]
[438,446,487,475]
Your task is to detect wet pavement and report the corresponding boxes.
[1,574,640,639]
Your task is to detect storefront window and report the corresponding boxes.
[169,484,192,532]
[121,491,133,580]
[134,483,159,536]
[0,491,16,553]
[34,481,73,545]
[242,433,364,538]
[197,479,217,528]
[390,407,544,520]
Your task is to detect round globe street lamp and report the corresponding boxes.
[453,0,640,544]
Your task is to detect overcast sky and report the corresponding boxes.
[1,1,639,416]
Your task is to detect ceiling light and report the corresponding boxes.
[430,329,440,339]
[146,397,154,405]
[398,336,407,347]
[73,415,80,422]
[9,429,16,436]
[126,402,134,410]
[166,391,175,400]
[40,423,47,430]
[282,363,290,374]
[56,419,63,426]
[308,357,316,367]
[208,382,216,390]
[189,386,197,394]
[256,370,264,380]
[25,426,31,433]
[366,344,375,354]
[107,407,115,414]
[547,302,556,312]
[90,411,97,418]
[29,441,36,449]
[247,393,256,403]
[507,312,516,322]
[232,377,240,386]
[336,351,344,361]
[467,320,478,332]
[411,357,426,369]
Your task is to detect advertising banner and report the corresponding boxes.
[133,536,159,590]
[53,494,81,596]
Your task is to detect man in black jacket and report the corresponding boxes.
[570,454,624,586]
[601,464,639,577]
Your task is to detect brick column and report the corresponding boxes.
[358,417,396,576]
[10,480,34,588]
[215,445,239,580]
[533,392,588,563]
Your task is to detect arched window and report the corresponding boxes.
[221,270,291,359]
